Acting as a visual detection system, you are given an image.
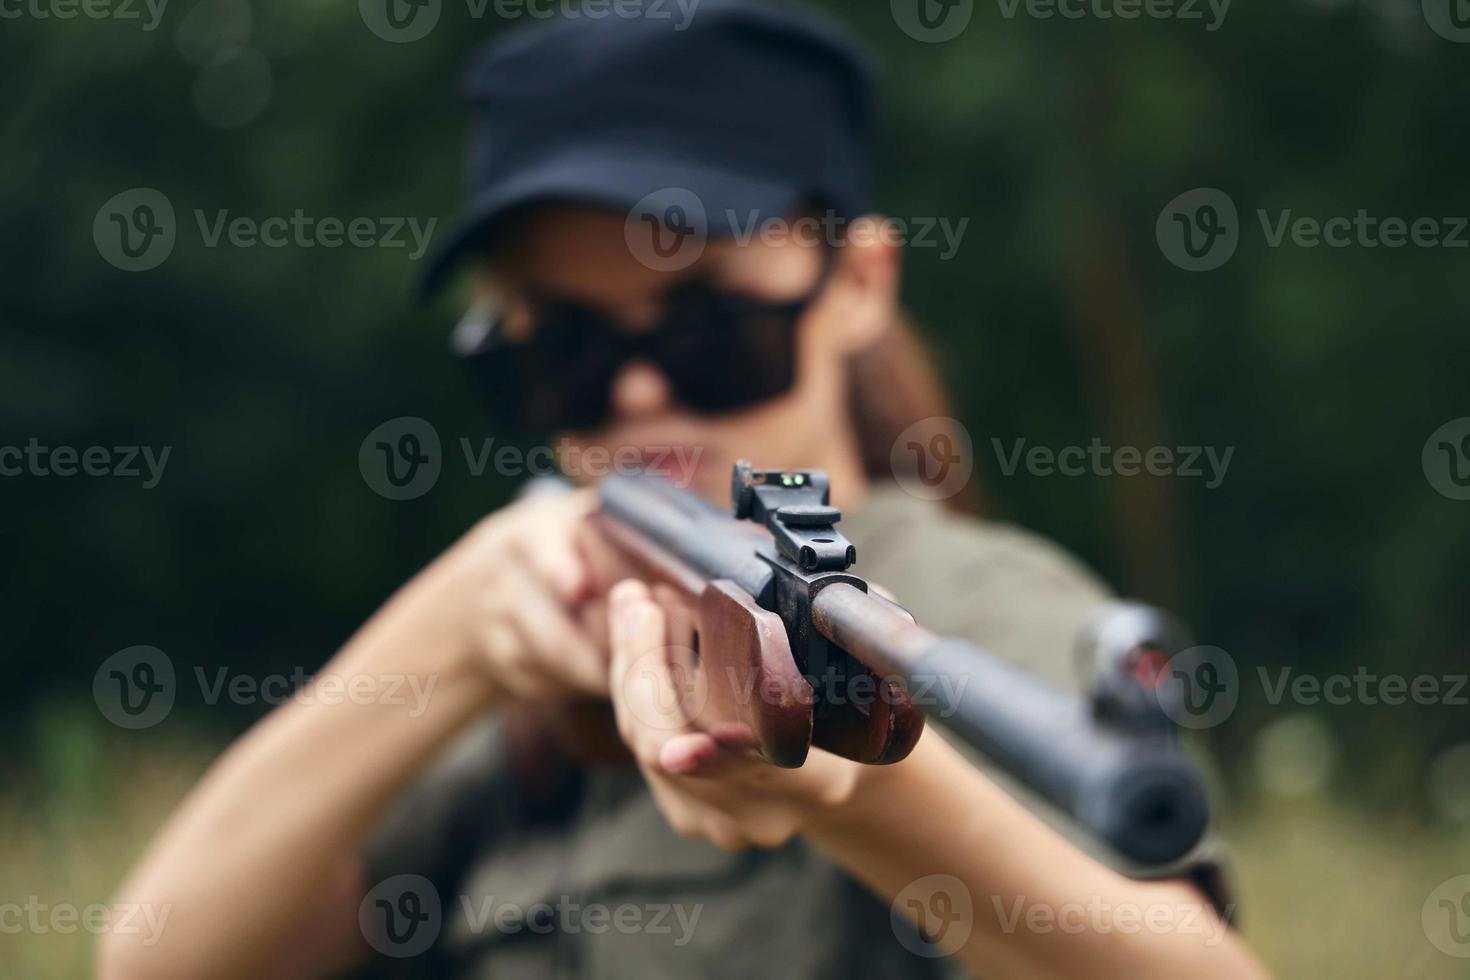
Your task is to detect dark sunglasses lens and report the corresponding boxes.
[470,310,618,431]
[655,289,800,413]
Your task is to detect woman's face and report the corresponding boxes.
[476,204,900,504]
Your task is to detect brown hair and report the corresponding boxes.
[845,315,981,513]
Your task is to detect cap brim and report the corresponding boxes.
[414,149,803,303]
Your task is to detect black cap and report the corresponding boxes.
[416,0,876,301]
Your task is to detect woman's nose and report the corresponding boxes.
[609,359,674,418]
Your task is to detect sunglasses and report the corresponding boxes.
[451,262,830,432]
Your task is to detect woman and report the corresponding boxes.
[100,4,1267,978]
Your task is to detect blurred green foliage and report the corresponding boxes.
[3,0,1468,812]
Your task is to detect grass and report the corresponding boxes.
[3,706,1467,978]
[1227,798,1470,979]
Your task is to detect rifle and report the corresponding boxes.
[588,461,1210,866]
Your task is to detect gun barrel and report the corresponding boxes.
[600,474,774,602]
[811,583,1209,866]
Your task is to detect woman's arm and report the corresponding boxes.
[804,734,1263,979]
[605,580,1270,980]
[99,490,608,980]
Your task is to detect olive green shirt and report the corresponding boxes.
[358,486,1226,979]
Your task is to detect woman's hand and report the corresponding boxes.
[605,578,864,851]
[430,486,614,705]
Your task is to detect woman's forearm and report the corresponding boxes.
[101,558,498,980]
[802,731,1269,980]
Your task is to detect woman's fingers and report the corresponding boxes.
[510,492,596,604]
[504,568,609,696]
[605,578,824,855]
[657,731,725,775]
[608,580,691,754]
